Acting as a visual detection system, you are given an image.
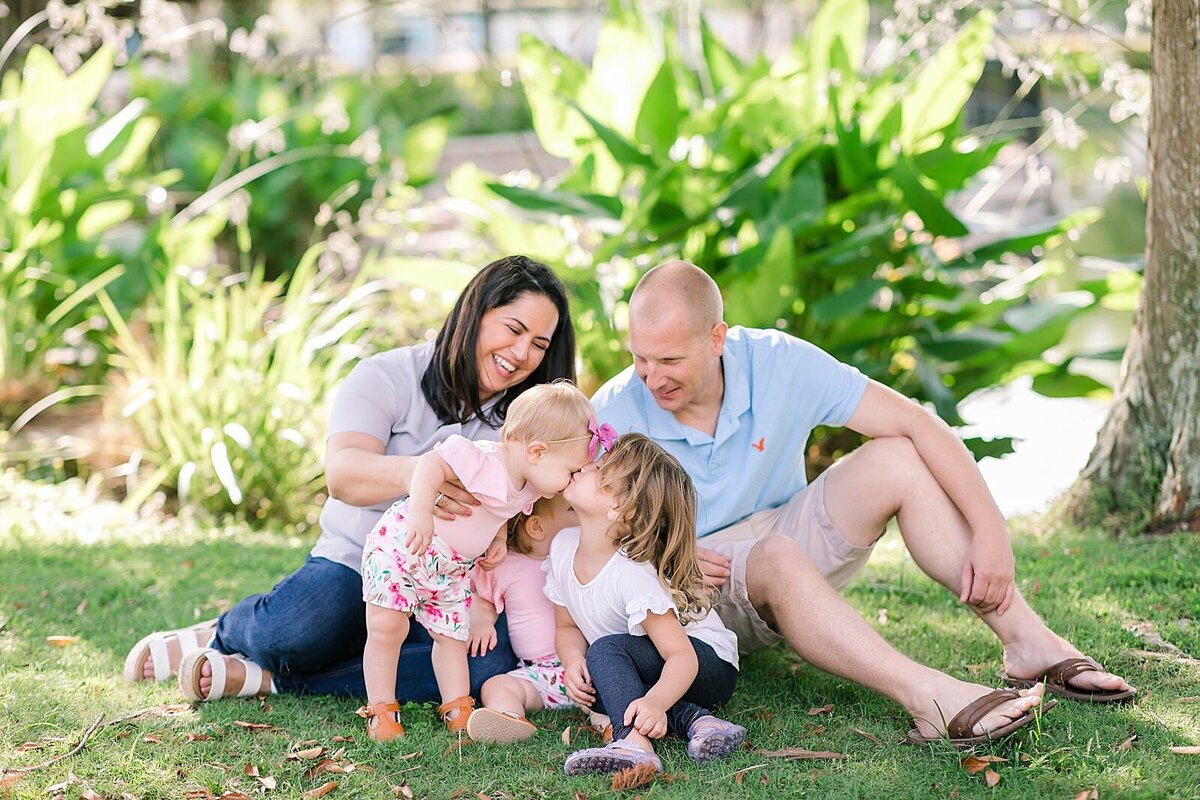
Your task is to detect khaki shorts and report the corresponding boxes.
[701,470,877,654]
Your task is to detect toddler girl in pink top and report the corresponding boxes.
[464,495,612,743]
[359,382,600,741]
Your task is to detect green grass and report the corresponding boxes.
[2,470,1199,799]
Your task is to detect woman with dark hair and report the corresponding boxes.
[124,255,577,701]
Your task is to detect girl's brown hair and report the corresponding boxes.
[598,433,710,623]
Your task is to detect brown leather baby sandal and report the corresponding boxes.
[357,701,405,741]
[438,695,475,733]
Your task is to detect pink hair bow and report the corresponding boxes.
[588,417,617,459]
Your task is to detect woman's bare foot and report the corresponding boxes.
[132,621,218,681]
[909,680,1046,740]
[1003,634,1134,695]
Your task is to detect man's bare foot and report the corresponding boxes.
[909,679,1045,740]
[130,622,218,681]
[1003,634,1134,695]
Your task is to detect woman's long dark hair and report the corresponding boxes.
[421,255,576,427]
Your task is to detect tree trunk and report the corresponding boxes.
[1066,0,1200,533]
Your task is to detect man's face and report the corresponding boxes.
[628,310,723,414]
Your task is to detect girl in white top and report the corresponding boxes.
[544,433,746,775]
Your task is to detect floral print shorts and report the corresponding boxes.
[506,656,572,709]
[362,502,472,642]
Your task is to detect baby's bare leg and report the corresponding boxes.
[481,674,544,716]
[364,605,410,708]
[430,633,470,710]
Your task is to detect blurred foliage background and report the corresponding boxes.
[0,0,1149,527]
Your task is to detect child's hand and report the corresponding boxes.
[467,622,497,657]
[404,513,434,555]
[563,659,597,709]
[624,696,668,739]
[478,537,507,571]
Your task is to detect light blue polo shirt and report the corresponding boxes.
[592,326,868,537]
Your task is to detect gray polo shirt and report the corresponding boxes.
[312,342,503,571]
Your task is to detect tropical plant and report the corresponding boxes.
[451,0,1135,457]
[0,45,163,420]
[99,221,387,524]
[128,52,451,280]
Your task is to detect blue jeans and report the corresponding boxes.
[212,556,516,699]
[586,634,738,742]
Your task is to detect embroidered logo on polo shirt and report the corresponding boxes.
[751,437,765,452]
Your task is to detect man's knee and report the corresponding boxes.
[745,536,822,621]
[852,437,926,484]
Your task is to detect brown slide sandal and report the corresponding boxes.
[1003,657,1137,703]
[906,688,1056,747]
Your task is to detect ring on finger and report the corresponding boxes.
[434,492,445,508]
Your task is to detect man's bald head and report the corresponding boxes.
[629,260,724,335]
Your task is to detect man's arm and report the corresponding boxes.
[845,379,1015,614]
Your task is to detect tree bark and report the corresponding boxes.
[1067,0,1200,533]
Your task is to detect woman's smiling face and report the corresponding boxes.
[475,292,560,400]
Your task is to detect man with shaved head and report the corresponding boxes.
[592,260,1134,745]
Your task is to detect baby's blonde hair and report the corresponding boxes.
[598,433,710,623]
[500,380,594,447]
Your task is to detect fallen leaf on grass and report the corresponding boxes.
[759,773,768,785]
[185,734,213,742]
[256,776,276,791]
[142,735,162,745]
[45,774,80,793]
[611,762,676,791]
[807,704,834,716]
[76,599,89,615]
[805,724,827,736]
[300,782,337,800]
[15,742,45,752]
[1170,746,1200,755]
[0,771,27,791]
[961,755,1008,775]
[392,783,414,799]
[573,793,588,800]
[332,736,354,743]
[232,721,277,732]
[755,748,845,760]
[297,739,319,747]
[1117,735,1137,752]
[983,770,1000,788]
[1073,790,1099,800]
[183,790,213,799]
[850,727,881,744]
[396,751,422,761]
[81,790,104,800]
[46,636,79,647]
[561,726,571,746]
[217,793,250,800]
[304,759,345,780]
[1018,753,1031,763]
[288,746,326,761]
[244,764,259,778]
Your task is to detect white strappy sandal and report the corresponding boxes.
[123,620,218,682]
[178,647,274,701]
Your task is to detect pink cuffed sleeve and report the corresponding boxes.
[470,565,505,613]
[434,435,510,503]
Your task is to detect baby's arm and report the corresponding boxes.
[555,604,596,709]
[405,450,457,554]
[477,523,508,571]
[468,596,499,657]
[626,611,699,739]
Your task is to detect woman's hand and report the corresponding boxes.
[624,696,668,739]
[563,658,596,709]
[432,478,480,522]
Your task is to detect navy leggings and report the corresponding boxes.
[586,634,738,741]
[212,556,516,699]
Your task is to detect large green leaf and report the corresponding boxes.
[575,106,656,169]
[486,182,622,219]
[809,0,869,79]
[635,62,681,156]
[892,155,969,236]
[403,115,450,185]
[900,12,993,152]
[722,226,795,327]
[516,34,591,159]
[699,16,744,95]
[1031,369,1111,399]
[588,0,661,136]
